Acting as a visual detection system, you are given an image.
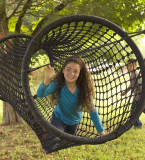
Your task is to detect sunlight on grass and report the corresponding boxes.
[0,114,145,159]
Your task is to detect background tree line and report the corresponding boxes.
[1,0,145,37]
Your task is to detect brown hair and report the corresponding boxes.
[50,56,95,112]
[127,59,137,65]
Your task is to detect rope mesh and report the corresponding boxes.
[0,35,75,153]
[0,15,145,153]
[27,19,143,135]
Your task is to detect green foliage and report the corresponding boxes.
[31,17,43,31]
[30,54,50,68]
[8,17,31,34]
[133,35,145,57]
[8,17,18,33]
[64,0,145,32]
[29,54,50,94]
[21,25,31,35]
[4,0,145,35]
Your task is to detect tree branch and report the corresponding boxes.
[0,0,8,36]
[32,2,67,36]
[15,0,32,33]
[8,0,23,19]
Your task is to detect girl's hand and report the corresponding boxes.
[44,65,56,80]
[43,65,56,87]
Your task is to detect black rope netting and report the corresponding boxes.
[1,15,145,153]
[0,35,72,152]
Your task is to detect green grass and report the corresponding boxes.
[0,103,145,159]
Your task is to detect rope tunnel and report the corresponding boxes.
[0,15,145,153]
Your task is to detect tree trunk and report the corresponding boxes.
[0,1,22,126]
[0,0,8,36]
[0,102,22,126]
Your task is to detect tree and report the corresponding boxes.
[0,0,70,125]
[69,0,145,32]
[0,0,145,126]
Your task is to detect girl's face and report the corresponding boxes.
[63,62,80,84]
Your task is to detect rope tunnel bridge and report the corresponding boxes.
[0,15,145,153]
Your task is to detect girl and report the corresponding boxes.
[37,56,106,152]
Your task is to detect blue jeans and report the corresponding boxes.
[51,112,79,135]
[131,102,142,129]
[42,112,79,153]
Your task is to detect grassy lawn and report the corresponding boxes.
[0,102,145,160]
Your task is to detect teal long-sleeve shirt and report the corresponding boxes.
[37,80,104,133]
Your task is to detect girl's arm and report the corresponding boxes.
[37,65,56,98]
[37,81,57,98]
[89,108,106,136]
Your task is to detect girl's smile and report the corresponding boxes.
[63,62,80,84]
